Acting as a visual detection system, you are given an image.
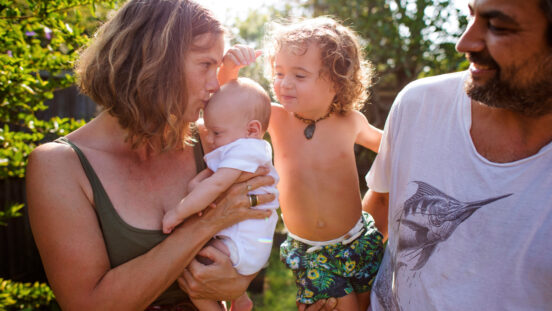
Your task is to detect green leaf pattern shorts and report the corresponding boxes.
[280,212,384,304]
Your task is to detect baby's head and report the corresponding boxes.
[265,17,373,114]
[203,78,271,149]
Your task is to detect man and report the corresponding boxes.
[362,0,552,310]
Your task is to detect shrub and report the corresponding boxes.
[0,278,58,310]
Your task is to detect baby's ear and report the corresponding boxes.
[246,120,263,138]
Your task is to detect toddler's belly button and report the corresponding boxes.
[316,218,326,228]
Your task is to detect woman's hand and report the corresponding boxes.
[178,245,256,300]
[176,167,274,300]
[218,44,262,85]
[197,167,275,232]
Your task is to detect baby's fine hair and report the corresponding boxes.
[214,78,271,131]
[265,16,373,114]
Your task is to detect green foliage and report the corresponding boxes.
[231,0,468,94]
[0,278,58,310]
[0,0,118,223]
[0,203,24,226]
[249,237,297,311]
[304,0,468,90]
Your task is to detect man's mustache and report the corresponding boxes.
[467,52,499,69]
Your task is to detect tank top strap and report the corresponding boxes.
[54,137,111,208]
[192,134,207,172]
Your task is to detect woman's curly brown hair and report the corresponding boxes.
[265,16,374,114]
[75,0,224,151]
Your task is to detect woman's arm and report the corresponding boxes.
[26,143,273,310]
[178,245,257,301]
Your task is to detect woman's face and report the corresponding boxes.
[183,33,225,122]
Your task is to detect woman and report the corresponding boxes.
[25,0,273,309]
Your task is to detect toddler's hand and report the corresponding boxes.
[222,44,262,70]
[218,45,262,85]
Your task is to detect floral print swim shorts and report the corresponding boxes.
[280,212,384,304]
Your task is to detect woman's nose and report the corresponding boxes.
[206,72,220,93]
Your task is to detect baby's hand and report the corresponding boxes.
[162,209,183,234]
[218,45,262,85]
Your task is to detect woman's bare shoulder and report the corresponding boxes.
[26,139,92,204]
[28,140,80,171]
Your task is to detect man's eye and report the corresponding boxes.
[488,23,508,33]
[296,75,305,79]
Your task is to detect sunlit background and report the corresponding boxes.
[203,0,469,24]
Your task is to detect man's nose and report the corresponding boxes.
[456,18,485,54]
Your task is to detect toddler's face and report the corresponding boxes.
[203,98,249,150]
[272,43,336,118]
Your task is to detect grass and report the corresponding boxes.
[241,215,298,311]
[248,243,297,311]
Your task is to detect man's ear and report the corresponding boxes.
[246,120,263,138]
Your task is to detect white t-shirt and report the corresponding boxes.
[366,71,552,311]
[204,138,279,275]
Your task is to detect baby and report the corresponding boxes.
[220,17,384,310]
[163,78,279,311]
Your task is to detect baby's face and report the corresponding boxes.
[203,98,249,150]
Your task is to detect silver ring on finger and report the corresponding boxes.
[248,194,258,207]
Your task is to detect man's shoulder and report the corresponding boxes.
[401,71,467,97]
[392,71,467,113]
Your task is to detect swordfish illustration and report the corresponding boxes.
[397,181,512,270]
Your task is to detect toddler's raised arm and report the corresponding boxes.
[218,45,262,86]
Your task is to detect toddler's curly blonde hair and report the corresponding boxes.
[265,16,373,114]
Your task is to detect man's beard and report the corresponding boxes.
[464,51,552,117]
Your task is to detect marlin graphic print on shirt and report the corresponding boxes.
[397,181,512,270]
[373,181,512,311]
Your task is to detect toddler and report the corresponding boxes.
[220,17,384,311]
[163,78,279,311]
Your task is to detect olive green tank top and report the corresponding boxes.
[55,135,206,306]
